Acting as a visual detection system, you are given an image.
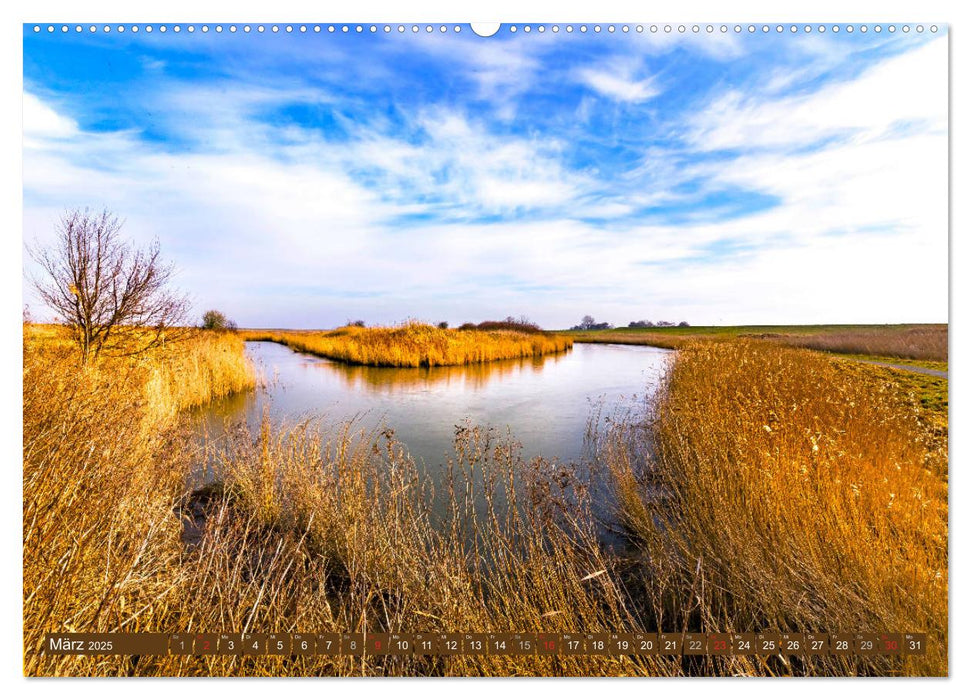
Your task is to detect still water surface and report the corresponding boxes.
[194,341,671,474]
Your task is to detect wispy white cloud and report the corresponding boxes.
[23,92,78,142]
[686,38,946,151]
[22,32,948,327]
[408,33,549,121]
[577,58,660,103]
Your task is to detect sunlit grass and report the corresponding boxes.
[23,326,256,676]
[568,324,947,362]
[783,326,947,362]
[242,321,573,368]
[22,328,671,677]
[604,340,947,676]
[23,327,946,676]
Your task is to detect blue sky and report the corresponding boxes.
[22,24,948,328]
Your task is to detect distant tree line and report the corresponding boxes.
[571,315,613,331]
[571,315,690,331]
[628,319,690,328]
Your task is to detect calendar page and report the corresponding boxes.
[22,19,948,678]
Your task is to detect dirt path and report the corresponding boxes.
[854,359,948,378]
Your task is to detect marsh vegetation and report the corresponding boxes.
[242,321,573,368]
[23,320,947,677]
[568,323,948,363]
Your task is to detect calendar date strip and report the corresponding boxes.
[44,632,926,657]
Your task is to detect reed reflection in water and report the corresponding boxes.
[192,340,671,480]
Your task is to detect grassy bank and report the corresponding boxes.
[567,323,948,363]
[23,329,946,676]
[242,322,573,368]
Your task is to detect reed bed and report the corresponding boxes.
[143,332,258,419]
[571,325,948,362]
[101,421,692,677]
[23,328,946,677]
[23,329,674,676]
[242,322,572,368]
[779,326,948,362]
[567,331,691,351]
[23,328,255,677]
[603,340,948,676]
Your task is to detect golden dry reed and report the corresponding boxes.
[783,326,948,362]
[242,321,573,368]
[23,326,946,676]
[23,326,256,674]
[24,324,256,415]
[570,325,948,362]
[566,330,690,351]
[23,325,673,676]
[604,340,947,676]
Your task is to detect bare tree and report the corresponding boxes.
[28,208,190,363]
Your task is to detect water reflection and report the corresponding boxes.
[193,341,671,474]
[314,350,565,394]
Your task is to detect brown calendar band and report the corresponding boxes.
[42,632,929,657]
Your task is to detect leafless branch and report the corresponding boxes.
[27,208,190,362]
